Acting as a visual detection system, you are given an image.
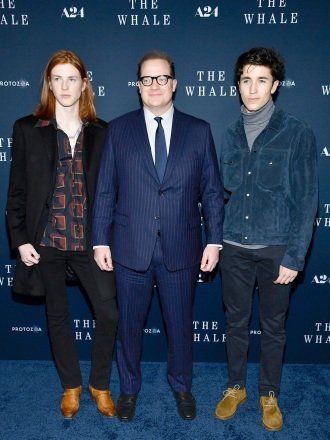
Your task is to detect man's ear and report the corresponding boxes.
[271,80,280,95]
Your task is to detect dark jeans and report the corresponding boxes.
[38,247,118,390]
[220,243,291,396]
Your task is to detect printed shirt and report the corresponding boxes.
[39,119,88,251]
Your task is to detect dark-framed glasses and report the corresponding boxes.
[139,75,173,86]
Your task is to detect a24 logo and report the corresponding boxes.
[62,7,84,18]
[311,275,330,284]
[195,6,219,18]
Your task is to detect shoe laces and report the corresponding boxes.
[223,384,241,400]
[264,391,277,408]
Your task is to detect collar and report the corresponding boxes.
[238,107,285,134]
[241,99,275,126]
[34,118,89,129]
[143,104,174,124]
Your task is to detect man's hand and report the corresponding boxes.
[273,265,298,285]
[200,245,220,273]
[18,243,40,266]
[94,247,114,271]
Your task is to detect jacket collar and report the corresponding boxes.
[238,107,285,133]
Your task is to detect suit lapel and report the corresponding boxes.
[162,109,187,184]
[83,123,95,172]
[130,109,159,182]
[39,124,58,174]
[42,126,58,207]
[128,109,189,185]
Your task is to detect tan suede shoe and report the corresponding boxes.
[215,385,247,420]
[260,391,283,431]
[89,385,116,417]
[60,386,82,419]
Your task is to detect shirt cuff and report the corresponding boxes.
[207,243,223,250]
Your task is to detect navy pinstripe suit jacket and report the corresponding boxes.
[92,108,223,272]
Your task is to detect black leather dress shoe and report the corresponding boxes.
[174,392,196,420]
[117,393,137,422]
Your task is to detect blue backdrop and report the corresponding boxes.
[0,0,329,364]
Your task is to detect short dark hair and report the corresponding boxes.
[234,47,285,83]
[138,50,175,79]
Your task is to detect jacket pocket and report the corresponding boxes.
[256,150,287,191]
[221,151,243,191]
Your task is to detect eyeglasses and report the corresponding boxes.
[139,75,173,86]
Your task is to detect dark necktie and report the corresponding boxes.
[154,117,167,182]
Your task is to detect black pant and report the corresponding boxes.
[38,247,118,389]
[220,243,291,396]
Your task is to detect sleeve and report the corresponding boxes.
[6,120,30,249]
[281,125,318,271]
[199,123,224,245]
[91,123,118,246]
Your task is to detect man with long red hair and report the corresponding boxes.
[6,50,118,419]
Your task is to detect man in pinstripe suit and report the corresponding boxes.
[92,51,223,421]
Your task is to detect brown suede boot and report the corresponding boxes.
[260,391,283,431]
[215,385,247,420]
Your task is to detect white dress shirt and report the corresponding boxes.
[143,105,174,162]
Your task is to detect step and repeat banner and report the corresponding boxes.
[0,1,329,363]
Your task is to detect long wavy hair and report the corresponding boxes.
[34,50,97,122]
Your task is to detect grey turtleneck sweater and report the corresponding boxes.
[224,99,275,249]
[242,98,275,150]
